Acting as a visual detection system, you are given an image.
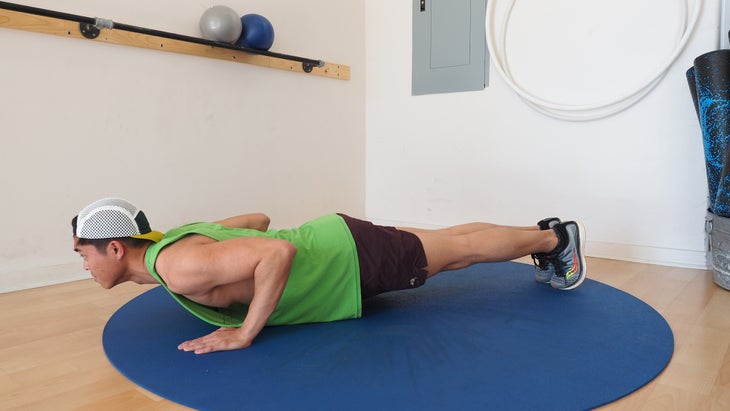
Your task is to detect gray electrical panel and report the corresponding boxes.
[412,0,488,95]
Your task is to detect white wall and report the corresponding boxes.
[0,0,365,292]
[366,0,716,269]
[1,0,717,293]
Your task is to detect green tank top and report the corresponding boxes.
[144,214,362,327]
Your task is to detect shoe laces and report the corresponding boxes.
[531,253,551,270]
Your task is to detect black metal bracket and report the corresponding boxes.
[79,18,113,39]
[79,22,99,39]
[302,60,325,73]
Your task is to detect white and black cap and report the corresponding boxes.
[76,198,163,242]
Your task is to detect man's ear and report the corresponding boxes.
[108,240,126,261]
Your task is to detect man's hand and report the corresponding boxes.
[178,327,253,354]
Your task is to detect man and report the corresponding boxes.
[72,198,586,354]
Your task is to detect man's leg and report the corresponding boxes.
[398,224,557,277]
[413,220,563,284]
[400,220,587,290]
[401,222,540,237]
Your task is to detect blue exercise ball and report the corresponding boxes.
[236,14,275,51]
[200,5,242,43]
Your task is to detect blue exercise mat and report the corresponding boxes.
[103,262,673,411]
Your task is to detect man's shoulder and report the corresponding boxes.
[155,235,214,276]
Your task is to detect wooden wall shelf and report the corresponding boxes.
[0,2,350,80]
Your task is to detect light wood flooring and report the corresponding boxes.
[1,257,729,410]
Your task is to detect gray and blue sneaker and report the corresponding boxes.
[549,221,587,290]
[532,217,561,283]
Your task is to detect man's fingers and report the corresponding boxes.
[177,328,248,354]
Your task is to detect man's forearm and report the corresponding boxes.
[215,213,271,231]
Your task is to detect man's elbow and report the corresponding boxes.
[256,214,271,231]
[264,241,296,284]
[266,240,297,268]
[280,241,297,261]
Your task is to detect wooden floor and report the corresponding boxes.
[1,257,729,410]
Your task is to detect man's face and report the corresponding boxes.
[73,238,122,289]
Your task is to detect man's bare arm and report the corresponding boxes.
[225,240,296,350]
[167,237,296,354]
[215,213,270,231]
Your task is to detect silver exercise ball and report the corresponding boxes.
[199,5,242,43]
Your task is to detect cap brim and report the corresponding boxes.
[132,230,164,243]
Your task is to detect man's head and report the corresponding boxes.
[72,198,163,288]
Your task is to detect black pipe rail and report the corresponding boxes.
[0,1,325,72]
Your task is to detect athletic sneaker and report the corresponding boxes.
[549,221,587,290]
[532,217,561,283]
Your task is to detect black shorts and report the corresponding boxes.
[338,214,429,299]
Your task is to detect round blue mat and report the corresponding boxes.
[103,262,673,410]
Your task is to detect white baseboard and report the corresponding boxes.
[586,240,709,270]
[0,261,87,294]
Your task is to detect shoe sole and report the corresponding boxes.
[553,221,587,291]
